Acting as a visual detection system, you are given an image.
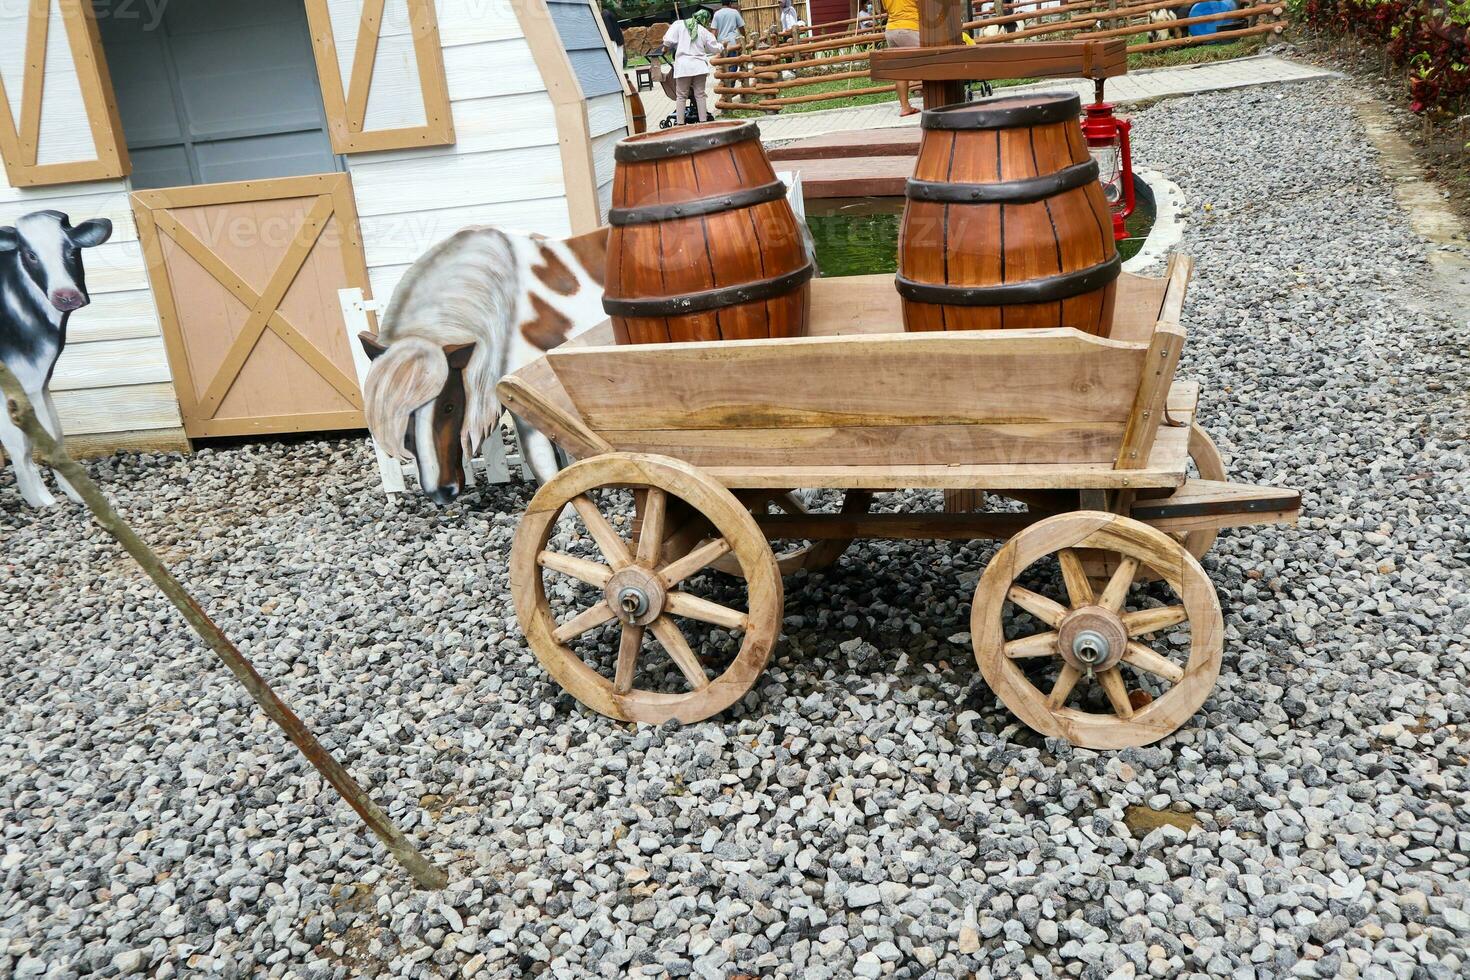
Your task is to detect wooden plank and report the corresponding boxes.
[1114,322,1184,469]
[52,382,182,434]
[65,427,191,457]
[187,410,364,438]
[345,0,388,133]
[792,154,911,199]
[601,421,1127,467]
[767,127,922,161]
[549,329,1149,433]
[871,40,1128,83]
[1131,478,1299,523]
[17,0,49,166]
[701,459,1186,491]
[50,336,171,392]
[755,510,1036,540]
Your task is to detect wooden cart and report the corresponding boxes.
[498,257,1300,749]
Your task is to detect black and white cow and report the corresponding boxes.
[0,210,112,507]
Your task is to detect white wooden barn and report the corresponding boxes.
[0,0,629,453]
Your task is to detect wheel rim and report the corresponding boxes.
[711,489,873,577]
[511,453,782,724]
[1179,422,1226,559]
[972,511,1223,749]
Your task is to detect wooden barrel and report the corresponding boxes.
[605,121,813,344]
[897,92,1119,335]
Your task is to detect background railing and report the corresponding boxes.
[711,0,1289,114]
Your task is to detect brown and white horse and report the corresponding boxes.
[360,225,608,505]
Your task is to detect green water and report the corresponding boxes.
[806,191,1157,278]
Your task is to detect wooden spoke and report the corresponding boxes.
[658,537,732,588]
[1004,631,1059,659]
[1121,605,1188,636]
[1098,556,1140,612]
[637,487,667,566]
[1046,664,1081,710]
[769,491,810,515]
[1122,641,1186,683]
[552,600,616,643]
[1097,668,1135,719]
[538,550,613,587]
[1006,585,1067,628]
[649,616,710,691]
[664,591,748,631]
[613,624,643,694]
[571,494,633,568]
[1057,549,1094,608]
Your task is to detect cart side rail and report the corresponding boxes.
[545,327,1160,469]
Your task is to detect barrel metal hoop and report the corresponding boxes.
[905,160,1100,205]
[895,254,1121,307]
[614,120,762,162]
[922,91,1082,130]
[604,261,814,317]
[608,180,788,226]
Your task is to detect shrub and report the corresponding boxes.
[1303,0,1470,113]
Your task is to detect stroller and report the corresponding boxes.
[655,51,711,129]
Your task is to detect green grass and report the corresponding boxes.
[722,36,1266,116]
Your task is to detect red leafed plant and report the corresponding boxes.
[1303,0,1470,114]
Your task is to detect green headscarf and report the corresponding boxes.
[686,8,711,41]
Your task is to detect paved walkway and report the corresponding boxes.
[633,54,1336,144]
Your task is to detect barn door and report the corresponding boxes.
[131,173,371,439]
[304,0,454,153]
[0,0,129,186]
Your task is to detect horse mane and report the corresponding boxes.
[369,226,519,454]
[363,337,446,460]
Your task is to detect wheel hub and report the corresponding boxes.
[605,566,666,626]
[1057,605,1127,672]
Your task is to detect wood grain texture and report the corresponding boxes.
[606,125,810,343]
[510,452,782,724]
[899,111,1118,336]
[971,511,1224,749]
[870,39,1128,82]
[131,173,371,439]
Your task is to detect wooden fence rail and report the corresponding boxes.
[714,0,1288,114]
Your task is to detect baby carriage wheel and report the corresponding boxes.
[972,511,1224,749]
[511,453,783,724]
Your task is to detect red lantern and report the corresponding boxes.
[1081,84,1135,243]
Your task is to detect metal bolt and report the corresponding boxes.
[1072,629,1110,666]
[617,587,649,619]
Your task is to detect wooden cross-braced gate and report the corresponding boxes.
[132,173,372,439]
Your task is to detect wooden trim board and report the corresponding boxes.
[512,0,601,232]
[0,0,130,187]
[304,0,456,154]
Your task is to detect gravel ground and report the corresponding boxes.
[3,78,1470,980]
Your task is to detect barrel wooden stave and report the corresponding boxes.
[607,122,811,345]
[899,95,1119,336]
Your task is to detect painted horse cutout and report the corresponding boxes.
[360,225,608,505]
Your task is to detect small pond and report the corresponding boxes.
[806,180,1157,278]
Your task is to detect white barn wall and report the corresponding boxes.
[337,5,580,307]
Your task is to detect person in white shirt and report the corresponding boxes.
[858,1,876,29]
[779,0,804,33]
[660,12,722,124]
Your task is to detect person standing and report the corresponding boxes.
[880,0,920,117]
[601,4,625,69]
[779,0,804,34]
[661,11,721,125]
[712,0,747,48]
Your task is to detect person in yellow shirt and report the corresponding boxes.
[880,0,921,116]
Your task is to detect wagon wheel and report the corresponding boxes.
[972,511,1223,749]
[1178,422,1226,559]
[1084,422,1228,588]
[711,490,874,577]
[511,452,783,724]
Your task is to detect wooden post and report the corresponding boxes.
[920,0,966,109]
[0,362,448,892]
